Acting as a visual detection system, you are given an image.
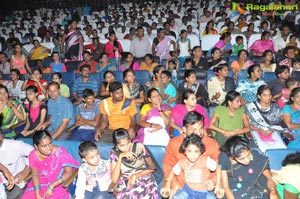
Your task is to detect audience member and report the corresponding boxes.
[49,51,67,73]
[119,52,140,71]
[0,52,10,75]
[99,70,115,99]
[130,26,152,59]
[6,69,26,100]
[76,51,98,73]
[267,65,290,101]
[51,72,70,98]
[230,49,254,80]
[260,50,277,72]
[191,46,208,70]
[10,43,31,75]
[97,53,116,72]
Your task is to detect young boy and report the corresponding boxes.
[159,70,177,107]
[75,141,113,199]
[231,36,244,56]
[50,51,67,72]
[68,88,101,141]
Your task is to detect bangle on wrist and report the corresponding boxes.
[34,185,41,190]
[48,186,54,191]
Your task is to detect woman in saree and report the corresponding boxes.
[219,136,279,199]
[119,52,140,71]
[61,20,84,62]
[245,85,288,153]
[0,85,25,138]
[170,90,209,137]
[248,31,274,57]
[135,88,171,146]
[21,130,80,199]
[96,53,116,72]
[207,32,232,58]
[29,40,50,61]
[230,49,254,81]
[152,28,176,61]
[236,64,266,104]
[282,87,300,149]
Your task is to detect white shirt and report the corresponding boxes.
[0,139,33,181]
[0,62,10,74]
[130,37,152,58]
[6,80,26,99]
[273,35,290,52]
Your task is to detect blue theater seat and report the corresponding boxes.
[265,148,300,170]
[262,72,277,82]
[177,69,207,88]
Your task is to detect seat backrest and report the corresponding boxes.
[134,70,151,89]
[201,34,220,51]
[187,34,200,49]
[291,71,300,82]
[61,72,76,93]
[236,69,248,85]
[247,33,262,50]
[265,148,299,170]
[65,61,82,72]
[118,39,131,52]
[263,72,277,83]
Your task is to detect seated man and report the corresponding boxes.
[76,51,99,73]
[95,81,137,142]
[41,82,74,139]
[72,64,98,105]
[69,88,101,142]
[162,111,220,198]
[0,131,33,199]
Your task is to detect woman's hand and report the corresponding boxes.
[151,123,163,131]
[127,174,137,187]
[120,152,136,162]
[43,186,53,198]
[214,186,225,198]
[213,92,221,100]
[32,74,39,82]
[21,130,34,137]
[160,186,171,198]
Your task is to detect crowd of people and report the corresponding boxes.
[1,0,300,198]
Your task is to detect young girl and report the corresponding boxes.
[160,133,218,199]
[20,85,47,137]
[177,30,191,58]
[166,58,179,81]
[51,72,70,98]
[49,52,67,72]
[159,70,177,108]
[278,78,299,108]
[110,128,159,199]
[75,141,113,199]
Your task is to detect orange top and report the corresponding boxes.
[139,62,159,72]
[100,97,137,130]
[163,134,220,188]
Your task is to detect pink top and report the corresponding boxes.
[105,41,123,58]
[119,61,140,71]
[11,54,27,74]
[171,104,210,128]
[248,40,274,56]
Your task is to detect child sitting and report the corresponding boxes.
[50,52,67,72]
[160,133,221,199]
[166,58,179,81]
[159,70,177,107]
[286,34,299,55]
[75,141,113,199]
[292,58,300,72]
[278,78,300,108]
[231,36,244,56]
[183,57,193,70]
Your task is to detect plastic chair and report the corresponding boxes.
[118,39,131,52]
[201,34,220,51]
[247,33,262,50]
[187,34,200,49]
[265,148,299,170]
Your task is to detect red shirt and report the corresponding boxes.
[27,79,48,95]
[105,41,123,58]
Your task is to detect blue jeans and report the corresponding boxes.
[84,185,114,199]
[173,184,216,199]
[69,129,96,142]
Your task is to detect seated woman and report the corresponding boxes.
[51,72,70,98]
[21,130,80,199]
[6,69,26,101]
[145,65,164,90]
[219,136,279,199]
[96,53,116,72]
[122,69,145,116]
[135,88,171,146]
[119,52,140,71]
[208,32,232,59]
[202,20,218,36]
[21,68,48,100]
[272,152,300,199]
[0,85,25,138]
[140,54,159,73]
[248,31,274,56]
[245,85,288,153]
[230,49,254,81]
[242,23,257,42]
[29,39,50,61]
[260,50,277,72]
[171,90,210,137]
[209,91,250,147]
[20,86,47,138]
[208,64,236,106]
[158,70,177,108]
[208,47,227,69]
[99,70,116,99]
[236,64,266,104]
[282,87,300,149]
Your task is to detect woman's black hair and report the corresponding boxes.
[287,87,300,105]
[103,70,115,79]
[184,69,196,80]
[224,91,240,106]
[179,133,205,154]
[247,64,259,78]
[152,65,164,79]
[26,85,38,93]
[204,20,214,34]
[221,136,250,158]
[256,85,272,101]
[238,49,248,58]
[180,29,187,36]
[220,32,231,40]
[147,87,159,99]
[261,31,270,40]
[78,141,98,158]
[33,68,43,75]
[262,50,274,63]
[282,152,300,166]
[112,128,130,146]
[52,72,62,79]
[123,68,135,80]
[10,69,20,77]
[144,53,153,60]
[108,31,119,48]
[213,63,228,76]
[211,47,220,56]
[33,130,52,146]
[0,85,9,95]
[181,90,195,104]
